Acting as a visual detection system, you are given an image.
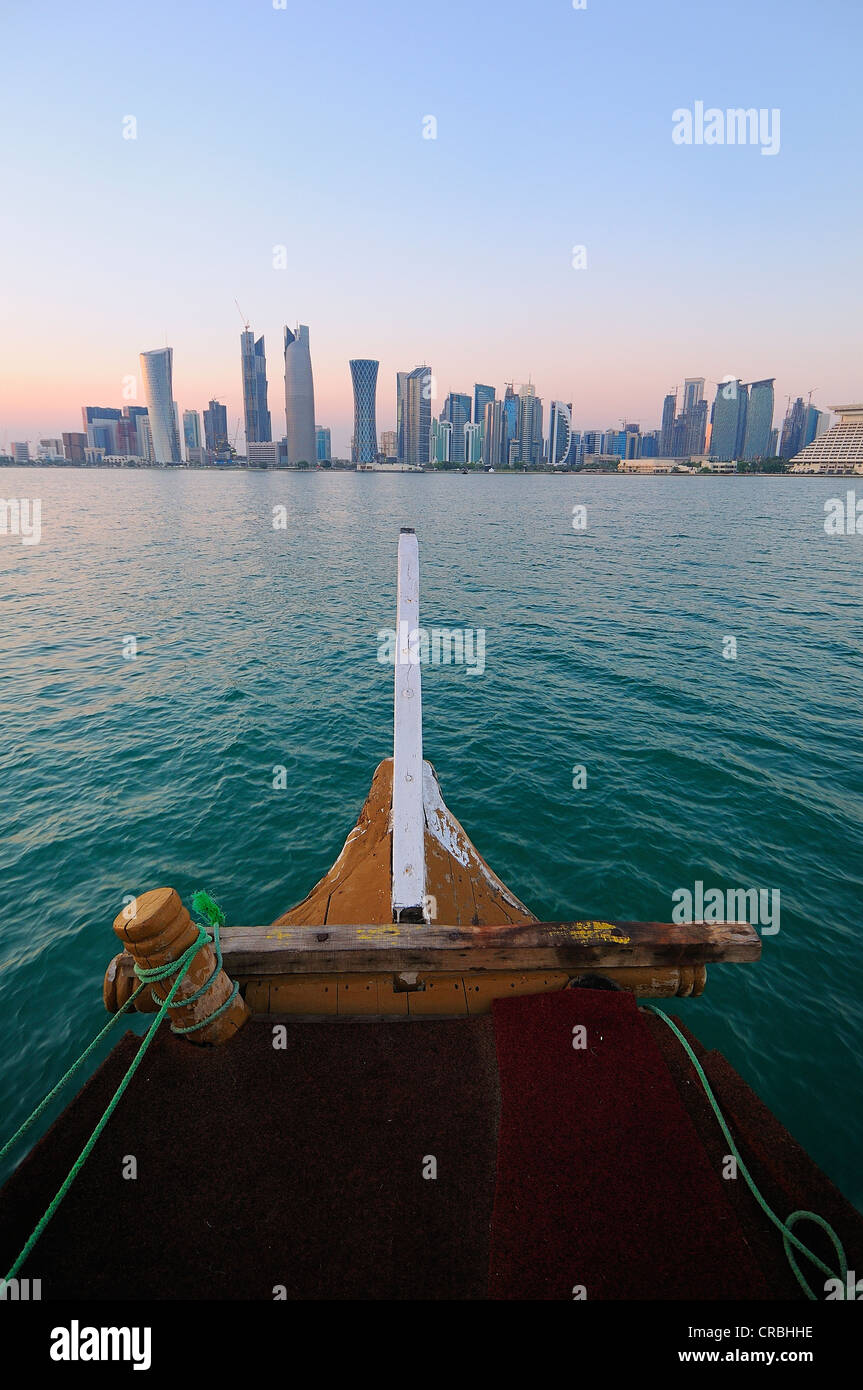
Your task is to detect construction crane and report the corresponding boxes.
[234,300,249,332]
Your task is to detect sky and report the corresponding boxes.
[2,0,862,454]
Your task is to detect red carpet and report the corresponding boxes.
[488,990,770,1299]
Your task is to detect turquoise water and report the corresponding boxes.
[1,468,861,1210]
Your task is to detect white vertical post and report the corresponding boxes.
[392,528,426,920]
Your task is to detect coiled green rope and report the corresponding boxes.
[137,890,238,1034]
[2,891,234,1282]
[646,1005,848,1300]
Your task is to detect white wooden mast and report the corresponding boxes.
[392,528,426,921]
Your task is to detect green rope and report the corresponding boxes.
[0,981,147,1167]
[646,1004,848,1301]
[191,889,224,929]
[3,892,236,1282]
[129,889,237,1033]
[3,926,208,1283]
[166,890,238,1033]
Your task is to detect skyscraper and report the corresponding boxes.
[380,429,398,460]
[742,380,775,461]
[203,399,229,453]
[429,417,453,464]
[681,378,707,456]
[503,384,518,458]
[441,392,471,464]
[709,381,748,461]
[241,331,271,445]
[482,399,505,467]
[349,359,379,464]
[316,426,331,462]
[81,406,122,454]
[474,384,494,434]
[464,422,483,465]
[396,372,408,463]
[119,406,148,459]
[283,324,317,466]
[779,396,807,459]
[139,349,181,463]
[183,409,201,454]
[516,385,543,466]
[803,404,827,448]
[136,414,153,462]
[660,391,676,456]
[547,401,573,466]
[399,366,432,467]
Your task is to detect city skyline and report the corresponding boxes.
[2,0,861,451]
[0,315,842,462]
[1,311,850,459]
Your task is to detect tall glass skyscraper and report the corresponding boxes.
[429,417,453,464]
[802,404,827,447]
[779,396,807,459]
[441,392,471,463]
[241,331,271,445]
[742,380,775,460]
[140,348,181,463]
[474,384,495,434]
[482,400,505,467]
[547,401,573,465]
[399,366,432,466]
[316,426,331,462]
[709,381,748,460]
[396,372,408,463]
[203,399,228,452]
[183,409,201,454]
[284,325,317,466]
[349,359,379,463]
[503,385,518,458]
[516,385,543,466]
[659,391,677,456]
[681,378,707,456]
[464,422,483,464]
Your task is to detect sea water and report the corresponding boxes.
[0,468,861,1209]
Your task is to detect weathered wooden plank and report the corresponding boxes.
[217,919,761,976]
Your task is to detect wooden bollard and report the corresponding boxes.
[103,951,159,1014]
[112,887,250,1045]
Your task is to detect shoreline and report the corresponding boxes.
[0,464,857,478]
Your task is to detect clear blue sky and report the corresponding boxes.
[2,0,861,451]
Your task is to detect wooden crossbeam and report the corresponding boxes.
[217,919,761,977]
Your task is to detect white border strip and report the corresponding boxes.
[392,528,426,918]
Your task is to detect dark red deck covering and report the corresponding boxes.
[488,990,770,1299]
